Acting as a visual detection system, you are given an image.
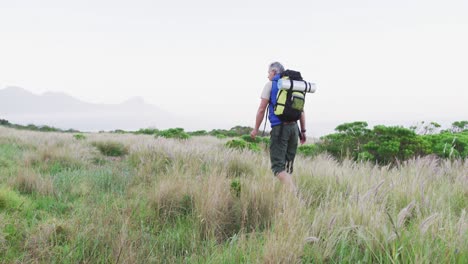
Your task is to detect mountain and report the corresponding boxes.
[0,86,179,131]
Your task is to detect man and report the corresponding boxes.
[250,62,307,192]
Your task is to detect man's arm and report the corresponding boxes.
[250,98,269,139]
[299,112,306,144]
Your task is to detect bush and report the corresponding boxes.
[230,178,241,197]
[210,130,234,138]
[319,121,372,160]
[318,122,433,164]
[157,128,190,140]
[92,141,129,157]
[38,125,61,132]
[240,135,259,143]
[135,128,159,135]
[226,139,247,150]
[209,126,254,138]
[450,120,468,133]
[237,135,269,150]
[363,125,430,164]
[225,139,260,152]
[0,188,23,210]
[111,129,126,134]
[73,134,86,140]
[297,144,319,157]
[188,130,208,136]
[423,131,468,159]
[65,128,80,133]
[0,119,10,126]
[259,136,270,145]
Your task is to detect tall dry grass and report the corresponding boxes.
[0,126,467,263]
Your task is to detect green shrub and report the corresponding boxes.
[319,121,372,160]
[210,130,237,137]
[318,122,434,164]
[363,125,430,164]
[259,136,270,145]
[240,135,259,143]
[135,128,160,135]
[450,120,468,133]
[65,128,80,133]
[226,139,247,150]
[229,126,254,136]
[247,143,260,152]
[230,178,241,197]
[297,144,319,157]
[188,130,208,136]
[423,131,468,159]
[0,119,10,126]
[38,125,61,132]
[225,139,260,152]
[92,141,129,157]
[239,135,269,146]
[73,134,86,140]
[209,126,253,138]
[111,129,126,134]
[157,128,190,140]
[0,188,23,210]
[357,151,375,161]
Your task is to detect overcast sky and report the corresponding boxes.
[1,0,467,136]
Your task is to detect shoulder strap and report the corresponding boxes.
[262,80,275,137]
[262,106,269,137]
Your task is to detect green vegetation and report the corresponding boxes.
[92,141,129,157]
[157,128,191,140]
[424,132,468,159]
[0,125,467,263]
[73,134,86,140]
[134,126,253,139]
[209,126,253,138]
[187,130,208,136]
[318,121,468,163]
[226,138,261,152]
[225,136,270,153]
[0,118,79,133]
[297,144,319,157]
[135,128,160,135]
[2,117,468,164]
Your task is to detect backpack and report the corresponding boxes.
[273,70,306,122]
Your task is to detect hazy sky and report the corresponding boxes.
[1,0,467,136]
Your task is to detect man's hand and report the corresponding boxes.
[250,128,259,140]
[300,132,306,145]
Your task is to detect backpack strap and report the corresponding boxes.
[298,122,303,141]
[262,106,269,137]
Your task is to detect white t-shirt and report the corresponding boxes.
[260,81,272,100]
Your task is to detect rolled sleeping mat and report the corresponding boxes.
[278,79,317,93]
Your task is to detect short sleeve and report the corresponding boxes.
[260,81,272,100]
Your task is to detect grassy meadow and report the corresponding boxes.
[0,126,467,263]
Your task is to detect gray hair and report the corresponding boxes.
[269,62,285,74]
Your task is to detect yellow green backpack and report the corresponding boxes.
[273,70,305,122]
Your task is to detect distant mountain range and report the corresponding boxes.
[0,86,180,131]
